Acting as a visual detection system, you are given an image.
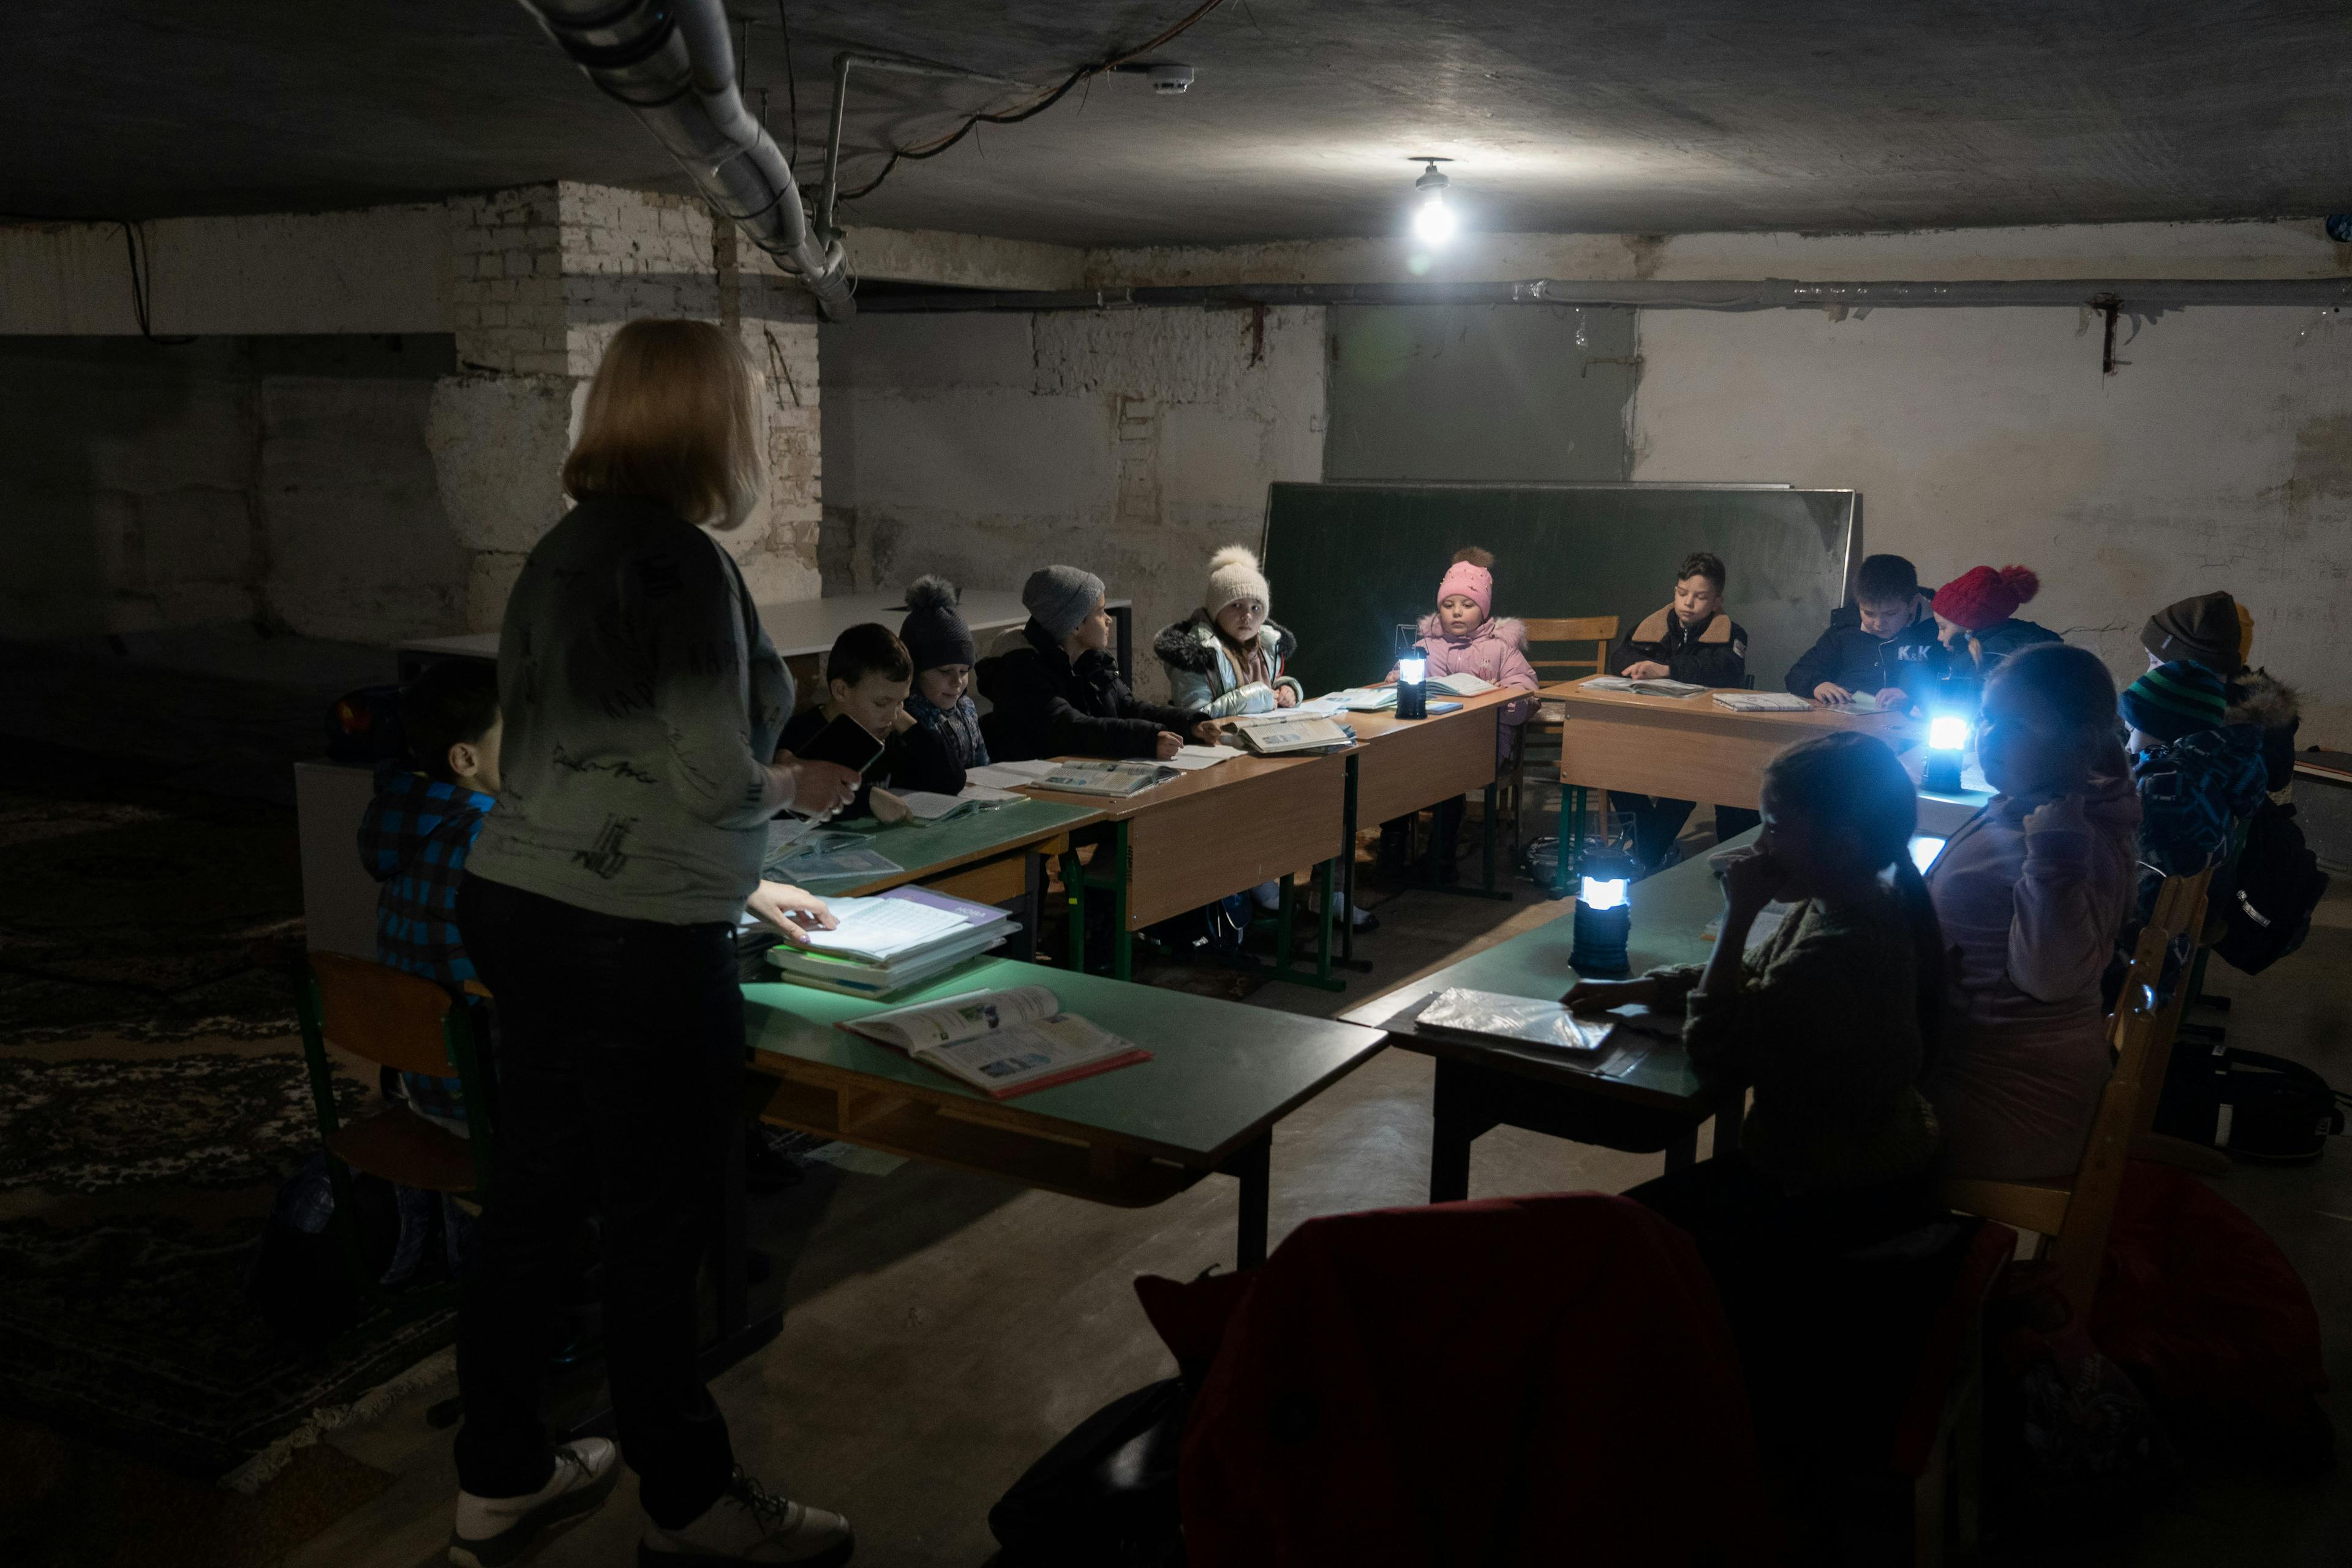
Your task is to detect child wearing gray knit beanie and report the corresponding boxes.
[1022,565,1106,644]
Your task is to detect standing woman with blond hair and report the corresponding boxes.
[448,320,858,1567]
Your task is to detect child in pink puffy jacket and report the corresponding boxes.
[1391,546,1539,763]
[1381,547,1540,878]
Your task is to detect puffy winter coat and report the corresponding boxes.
[1153,611,1303,718]
[975,620,1206,762]
[2225,668,2300,793]
[1408,613,1537,760]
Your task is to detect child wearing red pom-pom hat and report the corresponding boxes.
[1929,564,2063,679]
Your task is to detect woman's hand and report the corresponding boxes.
[1155,731,1183,760]
[746,881,837,943]
[780,758,861,817]
[1189,720,1222,745]
[1812,681,1853,704]
[1710,843,1782,914]
[1564,977,1659,1011]
[1274,685,1298,708]
[1624,660,1672,681]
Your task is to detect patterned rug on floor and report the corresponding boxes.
[0,740,456,1480]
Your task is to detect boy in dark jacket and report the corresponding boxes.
[777,622,963,816]
[1784,553,1944,710]
[1614,550,1749,689]
[1611,552,1757,869]
[356,659,502,1133]
[977,565,1215,762]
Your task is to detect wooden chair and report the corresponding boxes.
[2128,864,2233,1175]
[295,951,495,1306]
[1506,615,1619,858]
[1932,866,2206,1322]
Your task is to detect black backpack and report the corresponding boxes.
[2214,800,2329,976]
[2157,1046,2348,1164]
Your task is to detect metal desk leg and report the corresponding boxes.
[1061,849,1085,974]
[1665,1123,1700,1172]
[1436,783,1512,902]
[1340,755,1359,966]
[1267,863,1344,992]
[1314,856,1333,981]
[1430,1058,1496,1204]
[1016,850,1043,962]
[1225,1133,1272,1270]
[1109,821,1132,982]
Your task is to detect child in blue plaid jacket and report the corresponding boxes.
[356,660,502,1134]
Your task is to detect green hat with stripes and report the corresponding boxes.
[2119,660,2227,744]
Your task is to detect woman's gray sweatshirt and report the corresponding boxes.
[464,496,793,925]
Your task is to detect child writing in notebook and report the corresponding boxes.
[777,622,964,816]
[1784,552,1944,710]
[1568,731,1944,1214]
[1922,642,2140,1182]
[899,575,990,772]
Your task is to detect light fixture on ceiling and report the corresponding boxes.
[1409,157,1457,246]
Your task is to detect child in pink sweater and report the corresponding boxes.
[1923,642,2141,1181]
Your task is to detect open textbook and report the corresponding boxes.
[1713,691,1814,714]
[841,984,1152,1098]
[1232,715,1354,755]
[868,782,1023,826]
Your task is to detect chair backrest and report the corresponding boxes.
[2130,863,2215,1140]
[1521,616,1620,684]
[307,951,459,1077]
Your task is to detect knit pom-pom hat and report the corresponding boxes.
[1205,545,1271,619]
[1932,565,2040,632]
[899,575,976,673]
[1438,546,1496,619]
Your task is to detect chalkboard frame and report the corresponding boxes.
[1256,481,1861,699]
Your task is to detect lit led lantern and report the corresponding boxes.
[1569,853,1636,976]
[1923,712,1968,794]
[1396,652,1428,720]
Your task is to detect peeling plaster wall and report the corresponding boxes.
[1630,305,2352,745]
[819,306,1325,701]
[0,334,463,644]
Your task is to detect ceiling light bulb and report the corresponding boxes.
[1413,191,1455,245]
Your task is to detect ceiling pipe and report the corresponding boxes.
[514,0,855,321]
[855,276,2352,314]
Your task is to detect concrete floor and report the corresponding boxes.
[293,867,2352,1568]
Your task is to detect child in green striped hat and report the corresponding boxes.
[2121,660,2267,881]
[2119,658,2228,756]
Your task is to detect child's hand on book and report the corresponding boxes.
[1812,681,1853,704]
[747,881,838,943]
[1624,660,1673,680]
[1564,977,1659,1011]
[1274,686,1298,708]
[1155,731,1183,760]
[1189,720,1222,745]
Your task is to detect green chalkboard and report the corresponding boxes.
[1259,483,1859,698]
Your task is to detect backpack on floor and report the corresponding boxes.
[987,1377,1188,1567]
[2214,800,2329,975]
[2155,1045,2347,1163]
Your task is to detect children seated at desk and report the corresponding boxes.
[777,622,963,815]
[1610,550,1757,869]
[978,565,1216,761]
[358,658,502,1134]
[1783,551,1944,709]
[1381,546,1537,878]
[1154,545,1303,717]
[899,575,989,772]
[2144,589,2302,793]
[1922,643,2140,1182]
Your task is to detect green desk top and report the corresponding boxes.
[777,798,1101,895]
[1336,832,1757,1108]
[743,959,1387,1166]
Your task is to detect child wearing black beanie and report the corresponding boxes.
[900,576,990,771]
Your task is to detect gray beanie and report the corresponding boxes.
[1023,564,1106,643]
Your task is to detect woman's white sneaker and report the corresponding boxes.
[448,1438,620,1567]
[639,1468,853,1565]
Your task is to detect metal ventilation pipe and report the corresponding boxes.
[516,0,855,320]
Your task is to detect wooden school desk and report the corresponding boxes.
[1338,832,1754,1201]
[1542,676,1917,883]
[741,959,1387,1268]
[1019,750,1349,987]
[767,798,1102,960]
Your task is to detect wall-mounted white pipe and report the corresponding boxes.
[516,0,855,321]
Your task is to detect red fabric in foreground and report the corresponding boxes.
[2092,1159,2328,1420]
[1163,1193,1771,1567]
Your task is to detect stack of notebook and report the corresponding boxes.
[764,885,1017,997]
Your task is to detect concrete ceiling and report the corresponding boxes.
[10,2,2352,247]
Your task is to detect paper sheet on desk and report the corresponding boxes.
[1161,744,1237,771]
